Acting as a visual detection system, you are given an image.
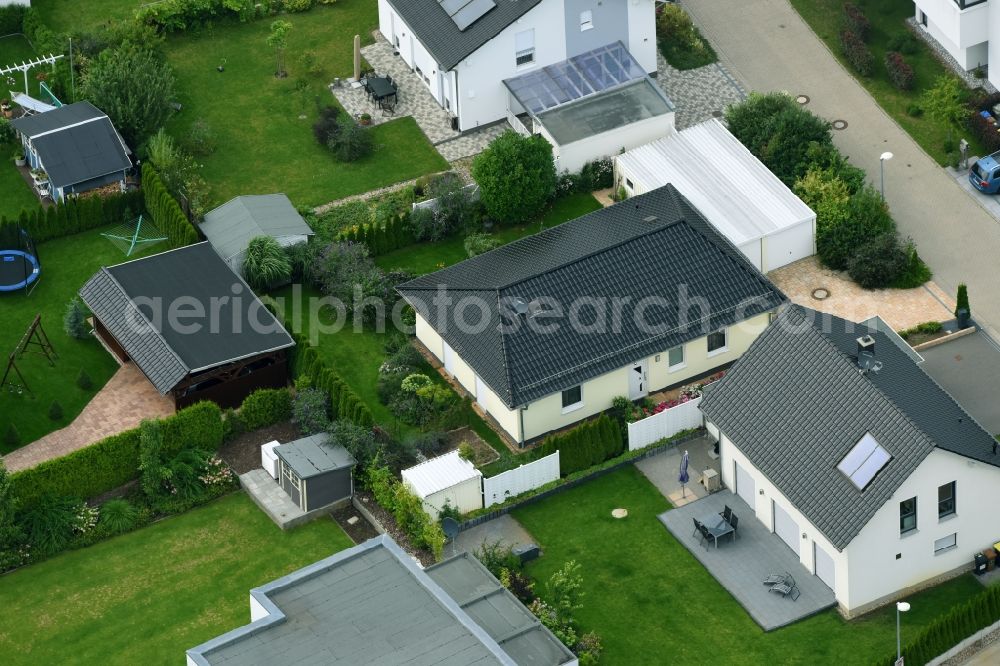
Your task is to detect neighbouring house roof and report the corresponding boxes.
[397,185,785,408]
[402,450,482,498]
[616,118,816,247]
[385,0,542,70]
[699,305,999,551]
[186,535,575,666]
[10,101,131,190]
[200,194,313,263]
[274,433,356,479]
[79,242,294,394]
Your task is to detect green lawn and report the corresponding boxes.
[0,34,37,68]
[376,192,603,274]
[0,225,163,450]
[33,0,142,33]
[0,145,39,221]
[163,1,448,208]
[0,493,353,664]
[790,0,987,165]
[514,466,984,665]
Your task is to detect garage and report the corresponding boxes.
[773,501,800,556]
[814,541,836,590]
[615,118,816,273]
[735,461,756,510]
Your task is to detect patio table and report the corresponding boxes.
[367,77,396,107]
[699,512,735,547]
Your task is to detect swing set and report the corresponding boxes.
[0,314,57,397]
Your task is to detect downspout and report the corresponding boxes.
[518,404,525,448]
[453,67,460,131]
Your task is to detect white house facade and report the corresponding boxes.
[701,305,1000,617]
[913,0,990,72]
[377,0,656,132]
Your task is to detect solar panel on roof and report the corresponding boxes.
[837,433,891,490]
[440,0,496,31]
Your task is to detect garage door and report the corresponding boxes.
[735,461,755,509]
[773,501,799,556]
[814,541,835,590]
[763,221,814,272]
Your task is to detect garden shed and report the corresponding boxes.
[615,118,816,272]
[274,434,356,513]
[200,194,313,274]
[401,451,483,518]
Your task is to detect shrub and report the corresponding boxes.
[76,368,93,391]
[17,495,80,556]
[464,232,502,257]
[655,3,717,70]
[817,186,895,270]
[547,559,584,618]
[906,103,924,118]
[63,298,89,339]
[141,163,199,247]
[842,3,870,41]
[884,51,914,90]
[970,110,1000,153]
[891,238,932,289]
[474,539,523,578]
[0,460,25,571]
[292,387,330,435]
[184,118,216,156]
[458,442,475,462]
[847,233,909,289]
[579,158,614,190]
[3,422,19,448]
[472,132,557,224]
[408,206,447,242]
[839,29,873,76]
[48,401,64,421]
[99,498,139,534]
[886,31,919,56]
[312,105,343,147]
[240,388,293,431]
[956,283,970,318]
[243,235,293,290]
[412,431,450,457]
[327,121,374,162]
[329,421,382,471]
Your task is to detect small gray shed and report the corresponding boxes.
[200,194,313,274]
[274,434,356,512]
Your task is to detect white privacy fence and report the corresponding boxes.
[627,397,705,451]
[482,451,560,508]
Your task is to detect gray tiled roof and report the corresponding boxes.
[398,185,785,408]
[187,535,572,665]
[700,305,999,551]
[385,0,542,70]
[201,194,313,262]
[275,434,356,479]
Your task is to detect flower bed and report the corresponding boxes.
[623,372,725,424]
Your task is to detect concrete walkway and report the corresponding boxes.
[454,514,536,557]
[2,363,174,472]
[683,0,1000,340]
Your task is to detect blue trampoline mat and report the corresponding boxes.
[0,249,40,292]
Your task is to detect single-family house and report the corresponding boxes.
[700,304,1000,617]
[9,101,131,202]
[377,0,657,132]
[79,242,294,410]
[615,118,817,273]
[912,1,992,82]
[186,534,577,665]
[200,194,313,275]
[397,185,786,447]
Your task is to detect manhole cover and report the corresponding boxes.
[812,287,830,300]
[832,119,848,130]
[711,110,723,118]
[612,508,628,519]
[795,94,810,105]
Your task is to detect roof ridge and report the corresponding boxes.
[495,291,518,406]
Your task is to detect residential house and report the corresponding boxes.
[700,304,1000,617]
[913,1,993,79]
[615,118,816,273]
[79,242,294,410]
[186,534,577,665]
[377,0,657,132]
[200,194,313,276]
[9,101,131,202]
[397,185,786,447]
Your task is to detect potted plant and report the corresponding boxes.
[13,148,25,167]
[955,283,971,329]
[1,99,11,119]
[359,112,372,126]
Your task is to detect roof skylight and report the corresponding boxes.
[837,433,891,490]
[439,0,496,31]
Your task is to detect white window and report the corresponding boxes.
[707,329,727,354]
[667,345,685,369]
[580,9,593,31]
[838,433,891,491]
[934,533,957,553]
[515,29,535,66]
[561,385,583,412]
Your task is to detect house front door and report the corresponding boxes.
[628,360,647,400]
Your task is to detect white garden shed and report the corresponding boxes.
[615,118,816,273]
[401,450,483,519]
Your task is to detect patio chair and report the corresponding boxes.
[692,518,704,540]
[385,74,392,85]
[762,571,789,586]
[729,514,739,539]
[768,573,801,601]
[720,505,733,524]
[698,523,716,549]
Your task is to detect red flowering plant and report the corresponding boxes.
[622,371,726,423]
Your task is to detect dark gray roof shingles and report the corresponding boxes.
[275,434,356,479]
[398,185,785,407]
[700,305,999,551]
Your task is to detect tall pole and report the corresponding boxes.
[880,160,885,200]
[896,605,901,661]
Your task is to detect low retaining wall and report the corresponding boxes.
[352,495,386,535]
[932,618,1000,666]
[911,325,977,352]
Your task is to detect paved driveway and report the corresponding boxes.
[683,0,1000,340]
[921,332,1000,435]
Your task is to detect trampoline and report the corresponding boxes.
[0,227,40,294]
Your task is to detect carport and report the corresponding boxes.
[920,331,1000,435]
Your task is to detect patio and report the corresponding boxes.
[659,492,836,631]
[634,434,720,507]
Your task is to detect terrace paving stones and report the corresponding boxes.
[655,51,747,130]
[635,434,720,508]
[239,468,310,530]
[768,256,955,332]
[453,514,537,556]
[2,362,174,472]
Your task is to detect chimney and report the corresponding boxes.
[857,335,875,356]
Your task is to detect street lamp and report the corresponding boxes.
[896,601,911,662]
[880,151,894,201]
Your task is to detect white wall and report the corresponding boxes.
[762,220,816,273]
[545,109,674,173]
[627,395,704,450]
[483,451,560,507]
[915,0,990,70]
[844,447,1000,612]
[419,476,484,517]
[627,0,658,73]
[377,0,443,102]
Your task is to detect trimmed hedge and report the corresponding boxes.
[240,387,293,431]
[538,414,624,476]
[874,583,1000,666]
[337,213,414,257]
[0,190,144,244]
[10,401,222,509]
[885,51,915,90]
[842,3,870,42]
[141,162,200,247]
[0,4,26,34]
[840,29,874,76]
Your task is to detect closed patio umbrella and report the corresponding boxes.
[353,35,361,81]
[678,450,690,498]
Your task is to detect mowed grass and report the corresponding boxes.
[164,1,448,208]
[33,0,143,33]
[790,0,988,165]
[514,466,984,665]
[0,225,163,450]
[0,493,354,665]
[0,33,36,68]
[0,145,40,221]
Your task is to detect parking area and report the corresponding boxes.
[947,160,1000,224]
[921,330,1000,435]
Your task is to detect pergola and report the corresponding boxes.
[0,53,64,95]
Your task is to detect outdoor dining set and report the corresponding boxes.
[362,73,398,114]
[692,505,740,549]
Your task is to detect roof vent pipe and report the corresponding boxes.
[644,215,658,224]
